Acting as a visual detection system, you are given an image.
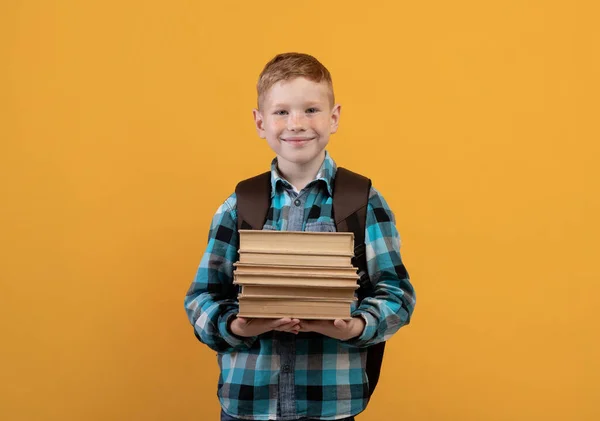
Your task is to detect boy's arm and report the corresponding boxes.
[343,187,416,347]
[184,193,258,353]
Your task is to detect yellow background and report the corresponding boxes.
[1,1,598,420]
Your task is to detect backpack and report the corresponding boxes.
[235,167,386,398]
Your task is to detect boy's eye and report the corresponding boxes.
[274,110,288,116]
[306,108,319,114]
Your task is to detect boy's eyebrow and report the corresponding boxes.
[271,101,324,109]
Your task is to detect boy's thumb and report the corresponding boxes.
[334,319,348,329]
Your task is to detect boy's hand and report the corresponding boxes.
[230,317,301,338]
[298,317,366,341]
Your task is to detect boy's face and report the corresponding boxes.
[253,77,340,170]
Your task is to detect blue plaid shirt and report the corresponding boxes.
[184,152,415,420]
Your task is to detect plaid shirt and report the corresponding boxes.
[184,152,416,420]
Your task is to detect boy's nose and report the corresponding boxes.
[287,113,306,131]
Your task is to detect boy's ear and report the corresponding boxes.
[253,109,266,139]
[330,104,341,134]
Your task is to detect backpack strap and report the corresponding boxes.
[235,171,271,231]
[332,168,370,292]
[332,168,385,399]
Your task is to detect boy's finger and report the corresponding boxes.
[299,319,312,328]
[274,321,301,331]
[276,318,301,326]
[269,318,294,328]
[333,319,348,329]
[300,320,323,332]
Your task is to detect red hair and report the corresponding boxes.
[257,52,334,108]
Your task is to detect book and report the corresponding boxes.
[238,296,353,320]
[234,230,360,319]
[239,284,357,300]
[238,229,354,255]
[238,250,352,267]
[234,272,359,288]
[233,262,358,277]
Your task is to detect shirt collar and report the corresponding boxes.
[270,150,337,197]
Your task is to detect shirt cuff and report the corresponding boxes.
[342,311,378,347]
[218,310,258,349]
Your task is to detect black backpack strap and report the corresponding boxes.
[332,167,385,399]
[235,172,271,231]
[332,168,370,290]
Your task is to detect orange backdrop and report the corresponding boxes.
[1,1,599,420]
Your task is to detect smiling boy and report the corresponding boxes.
[184,53,416,421]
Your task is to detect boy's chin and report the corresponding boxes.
[277,150,326,167]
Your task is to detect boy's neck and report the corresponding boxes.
[276,152,326,193]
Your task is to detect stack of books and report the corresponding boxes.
[234,230,359,320]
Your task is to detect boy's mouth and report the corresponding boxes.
[282,137,315,144]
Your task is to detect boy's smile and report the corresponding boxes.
[253,77,340,175]
[282,136,314,146]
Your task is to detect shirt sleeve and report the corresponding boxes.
[343,187,416,347]
[183,193,258,352]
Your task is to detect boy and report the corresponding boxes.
[184,53,416,421]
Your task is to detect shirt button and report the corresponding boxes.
[294,199,301,207]
[282,364,291,373]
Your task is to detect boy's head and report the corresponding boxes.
[253,53,341,171]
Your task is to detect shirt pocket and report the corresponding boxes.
[304,221,336,233]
